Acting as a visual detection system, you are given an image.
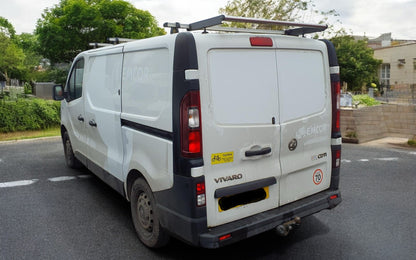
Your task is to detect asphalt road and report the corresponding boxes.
[1,138,415,259]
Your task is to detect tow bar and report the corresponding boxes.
[275,217,301,236]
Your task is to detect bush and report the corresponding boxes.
[352,94,381,107]
[0,98,60,132]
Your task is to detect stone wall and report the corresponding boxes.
[341,104,416,143]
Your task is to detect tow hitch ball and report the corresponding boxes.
[275,217,301,236]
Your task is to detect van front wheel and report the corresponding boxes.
[131,178,169,248]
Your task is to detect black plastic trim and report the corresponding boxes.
[199,189,341,248]
[330,144,342,190]
[245,147,272,157]
[154,175,207,244]
[121,119,173,141]
[215,177,277,198]
[320,39,339,67]
[75,151,125,197]
[172,32,203,176]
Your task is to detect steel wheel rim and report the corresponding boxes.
[137,192,153,232]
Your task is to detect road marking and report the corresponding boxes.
[0,179,39,188]
[374,157,399,161]
[0,174,92,188]
[77,174,93,179]
[409,152,416,155]
[341,159,351,163]
[48,176,78,182]
[358,159,369,162]
[0,158,3,163]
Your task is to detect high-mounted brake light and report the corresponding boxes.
[196,182,206,207]
[250,37,273,47]
[180,91,202,158]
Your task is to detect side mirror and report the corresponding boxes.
[53,85,65,101]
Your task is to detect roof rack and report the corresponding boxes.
[163,15,327,36]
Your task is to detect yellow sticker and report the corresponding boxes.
[211,152,234,165]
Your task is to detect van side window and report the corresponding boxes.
[67,59,84,101]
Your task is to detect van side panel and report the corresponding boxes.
[121,44,174,192]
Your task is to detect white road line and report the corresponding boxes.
[341,159,351,163]
[48,176,78,182]
[409,152,416,155]
[77,174,93,179]
[358,159,369,162]
[374,157,399,161]
[0,179,39,188]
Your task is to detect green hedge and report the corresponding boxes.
[0,99,61,133]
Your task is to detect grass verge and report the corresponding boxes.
[0,127,60,142]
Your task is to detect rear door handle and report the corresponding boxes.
[89,119,97,127]
[245,147,272,157]
[77,115,84,122]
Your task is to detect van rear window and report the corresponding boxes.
[277,50,326,123]
[208,49,278,125]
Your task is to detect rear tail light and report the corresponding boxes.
[332,149,341,168]
[196,182,206,207]
[331,80,341,134]
[180,91,202,158]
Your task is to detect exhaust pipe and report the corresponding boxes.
[275,217,301,236]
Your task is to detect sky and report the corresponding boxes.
[0,0,415,40]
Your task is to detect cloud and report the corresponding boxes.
[1,0,415,39]
[0,0,58,34]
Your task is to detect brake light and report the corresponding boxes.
[180,91,202,158]
[196,182,206,207]
[250,37,273,47]
[331,80,341,134]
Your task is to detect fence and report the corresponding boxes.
[375,84,416,104]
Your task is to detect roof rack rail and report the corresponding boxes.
[163,15,327,36]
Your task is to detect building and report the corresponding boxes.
[371,34,416,102]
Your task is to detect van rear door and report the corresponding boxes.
[198,36,281,227]
[276,47,332,206]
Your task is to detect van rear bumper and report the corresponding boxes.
[199,189,341,248]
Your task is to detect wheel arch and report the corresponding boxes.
[126,169,145,201]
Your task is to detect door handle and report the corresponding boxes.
[245,147,272,157]
[77,115,84,122]
[89,119,97,127]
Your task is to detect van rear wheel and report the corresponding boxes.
[63,132,82,169]
[130,178,169,248]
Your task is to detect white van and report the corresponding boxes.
[54,15,342,248]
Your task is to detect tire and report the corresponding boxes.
[63,131,82,169]
[130,178,169,248]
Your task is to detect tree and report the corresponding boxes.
[0,25,25,84]
[331,36,382,91]
[219,0,344,38]
[0,16,16,38]
[36,0,165,63]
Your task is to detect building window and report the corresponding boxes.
[380,64,390,87]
